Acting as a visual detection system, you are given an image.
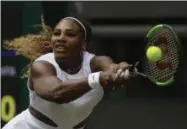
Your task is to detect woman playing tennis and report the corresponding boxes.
[3,16,135,129]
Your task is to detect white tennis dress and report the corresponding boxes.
[2,51,104,129]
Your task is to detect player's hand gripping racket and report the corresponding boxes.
[128,24,182,86]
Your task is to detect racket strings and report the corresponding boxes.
[144,27,179,82]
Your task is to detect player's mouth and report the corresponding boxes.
[55,44,66,52]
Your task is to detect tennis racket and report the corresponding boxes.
[129,24,182,86]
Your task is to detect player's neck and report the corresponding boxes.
[58,54,83,74]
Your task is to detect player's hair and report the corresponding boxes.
[4,15,92,78]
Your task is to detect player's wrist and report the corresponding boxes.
[99,71,115,88]
[88,72,102,89]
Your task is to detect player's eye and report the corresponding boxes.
[53,30,61,36]
[66,32,76,37]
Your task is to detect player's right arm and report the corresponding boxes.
[30,61,114,104]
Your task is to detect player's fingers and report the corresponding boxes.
[122,64,133,71]
[121,69,135,80]
[115,71,128,86]
[120,71,126,78]
[122,69,130,79]
[116,69,123,78]
[115,64,133,79]
[114,69,123,82]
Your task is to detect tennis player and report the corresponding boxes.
[3,16,135,129]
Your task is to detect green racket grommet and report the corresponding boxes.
[146,24,163,38]
[156,77,174,86]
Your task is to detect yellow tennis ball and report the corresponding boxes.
[146,46,163,62]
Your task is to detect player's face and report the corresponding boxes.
[51,19,84,62]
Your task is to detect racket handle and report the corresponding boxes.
[128,61,139,73]
[129,61,148,78]
[136,72,147,78]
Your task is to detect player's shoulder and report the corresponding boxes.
[31,60,56,77]
[33,52,56,72]
[35,52,55,62]
[83,51,95,61]
[83,51,95,56]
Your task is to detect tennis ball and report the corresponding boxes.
[146,46,163,62]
